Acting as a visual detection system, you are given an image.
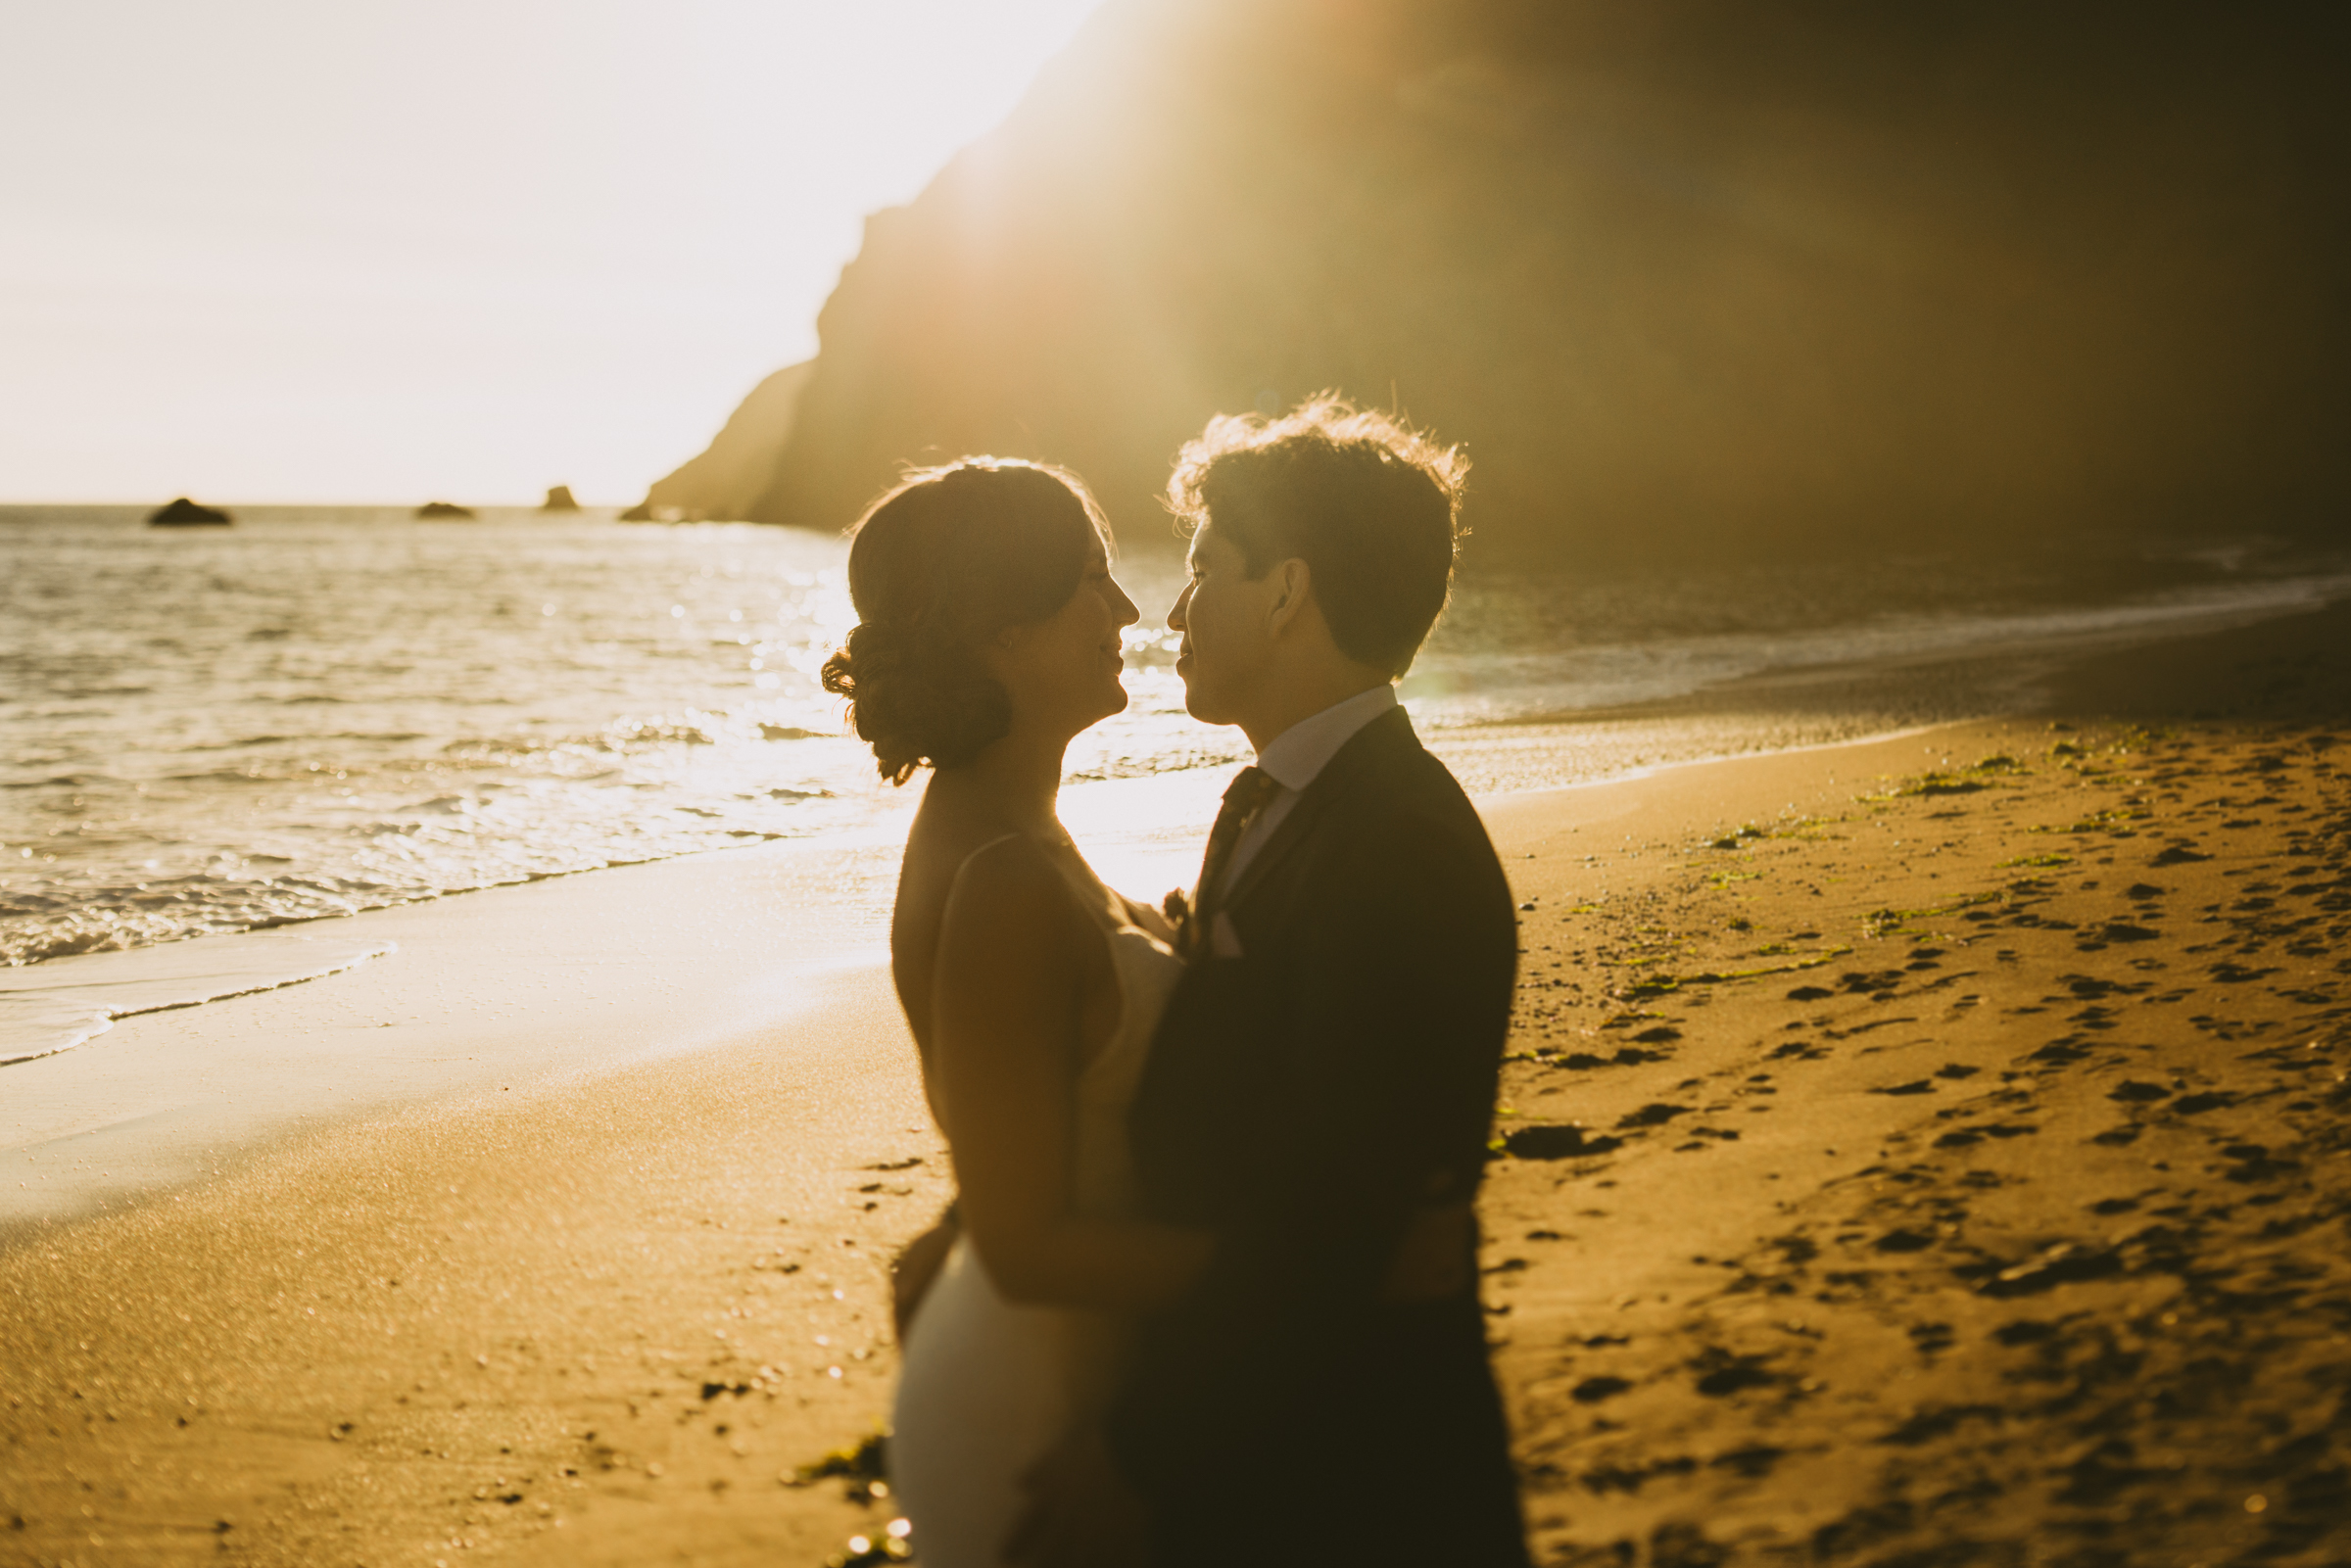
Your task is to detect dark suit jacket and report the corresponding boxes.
[1108,705,1529,1567]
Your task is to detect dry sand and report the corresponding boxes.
[3,603,2347,1568]
[1482,603,2351,1567]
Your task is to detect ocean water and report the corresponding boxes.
[3,503,2343,1057]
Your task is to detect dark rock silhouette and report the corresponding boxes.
[146,498,231,528]
[723,0,2351,565]
[621,361,814,523]
[540,486,581,513]
[414,500,477,520]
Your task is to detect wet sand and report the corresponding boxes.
[2,602,2347,1567]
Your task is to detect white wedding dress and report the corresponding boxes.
[889,848,1185,1568]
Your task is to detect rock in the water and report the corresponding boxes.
[414,500,476,520]
[147,498,231,528]
[540,486,581,513]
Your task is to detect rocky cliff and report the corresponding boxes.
[739,0,2351,563]
[625,360,814,522]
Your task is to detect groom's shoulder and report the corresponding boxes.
[1330,728,1500,869]
[1346,716,1480,821]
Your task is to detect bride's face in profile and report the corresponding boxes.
[986,542,1140,739]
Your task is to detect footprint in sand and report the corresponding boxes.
[1502,1125,1624,1160]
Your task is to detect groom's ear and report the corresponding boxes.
[1264,557,1313,636]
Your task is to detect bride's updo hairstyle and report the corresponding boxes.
[821,458,1112,784]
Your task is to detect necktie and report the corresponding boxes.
[1185,765,1280,956]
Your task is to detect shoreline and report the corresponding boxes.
[0,599,2346,1565]
[0,664,1989,1229]
[9,559,2338,975]
[10,581,2330,1070]
[0,832,905,1239]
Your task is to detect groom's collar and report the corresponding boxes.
[1252,684,1398,794]
[1217,698,1416,921]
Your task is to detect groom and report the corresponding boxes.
[1028,400,1529,1565]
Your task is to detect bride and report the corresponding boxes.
[819,458,1210,1567]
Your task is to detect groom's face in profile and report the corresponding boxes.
[1169,521,1280,727]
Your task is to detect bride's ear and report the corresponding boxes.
[977,620,1032,687]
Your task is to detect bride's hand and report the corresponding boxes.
[1125,890,1181,945]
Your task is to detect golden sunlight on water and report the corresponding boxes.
[6,501,2340,1014]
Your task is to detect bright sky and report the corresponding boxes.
[0,1,1104,505]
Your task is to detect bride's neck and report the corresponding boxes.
[933,726,1071,839]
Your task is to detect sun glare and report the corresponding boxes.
[0,1,1106,504]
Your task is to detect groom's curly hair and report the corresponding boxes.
[1166,396,1467,678]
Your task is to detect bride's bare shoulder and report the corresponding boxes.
[893,826,1069,1039]
[937,832,1065,928]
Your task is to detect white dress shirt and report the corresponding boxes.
[1217,683,1399,898]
